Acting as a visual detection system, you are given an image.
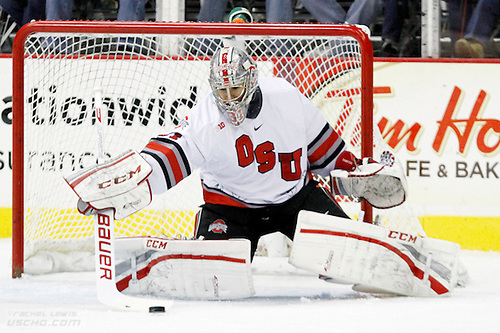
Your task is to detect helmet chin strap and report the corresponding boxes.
[216,100,247,126]
[224,85,262,126]
[246,86,262,119]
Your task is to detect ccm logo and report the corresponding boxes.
[388,230,417,243]
[98,165,142,189]
[146,239,168,250]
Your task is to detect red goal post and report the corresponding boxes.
[12,21,374,278]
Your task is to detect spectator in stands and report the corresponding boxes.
[116,0,145,21]
[297,0,383,26]
[300,0,410,57]
[379,0,409,56]
[197,0,414,57]
[451,0,500,58]
[0,0,45,26]
[198,0,383,26]
[42,0,148,53]
[447,0,475,45]
[196,0,383,55]
[300,0,412,57]
[46,0,146,21]
[46,0,72,21]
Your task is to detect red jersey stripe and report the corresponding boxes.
[308,129,341,164]
[146,141,185,184]
[203,187,250,208]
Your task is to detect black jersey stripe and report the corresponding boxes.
[310,140,345,171]
[307,123,330,151]
[155,136,192,175]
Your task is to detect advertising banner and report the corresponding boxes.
[0,57,12,206]
[373,61,499,217]
[0,57,12,237]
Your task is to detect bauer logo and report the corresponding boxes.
[208,219,228,234]
[97,213,113,280]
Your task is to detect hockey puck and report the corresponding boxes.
[149,306,165,313]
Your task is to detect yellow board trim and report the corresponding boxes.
[1,207,499,251]
[420,216,500,252]
[0,208,12,238]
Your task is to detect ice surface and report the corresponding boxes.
[1,238,499,332]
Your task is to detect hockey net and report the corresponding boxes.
[12,21,424,277]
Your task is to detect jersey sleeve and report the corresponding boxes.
[141,117,205,194]
[301,93,348,178]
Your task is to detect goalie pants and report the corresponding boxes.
[195,180,349,258]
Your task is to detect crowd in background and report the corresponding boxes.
[0,0,499,58]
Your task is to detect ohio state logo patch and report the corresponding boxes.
[208,219,228,234]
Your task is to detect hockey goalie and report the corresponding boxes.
[65,46,464,300]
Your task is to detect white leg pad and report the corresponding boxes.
[290,211,461,297]
[115,237,255,299]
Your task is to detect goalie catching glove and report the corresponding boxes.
[64,150,152,220]
[330,152,408,209]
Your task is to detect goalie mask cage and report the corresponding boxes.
[12,21,421,278]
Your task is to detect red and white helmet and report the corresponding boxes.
[209,47,258,126]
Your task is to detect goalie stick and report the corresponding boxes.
[92,88,173,312]
[94,211,173,311]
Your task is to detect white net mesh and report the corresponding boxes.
[15,23,423,273]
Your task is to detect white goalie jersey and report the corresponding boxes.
[141,77,348,207]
